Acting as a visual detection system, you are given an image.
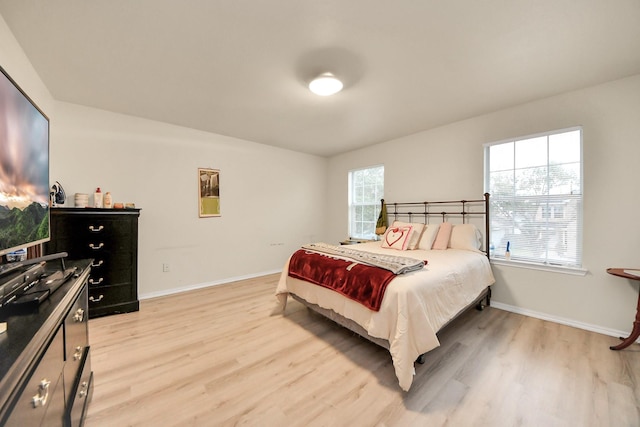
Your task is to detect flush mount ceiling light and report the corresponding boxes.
[309,73,343,96]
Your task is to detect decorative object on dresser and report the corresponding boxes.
[0,260,93,427]
[44,208,141,318]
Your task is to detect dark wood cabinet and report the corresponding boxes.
[0,260,93,427]
[44,208,141,318]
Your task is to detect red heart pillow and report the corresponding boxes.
[381,226,413,250]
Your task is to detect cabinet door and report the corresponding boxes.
[66,348,93,427]
[63,284,89,406]
[5,327,65,427]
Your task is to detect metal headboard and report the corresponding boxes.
[384,193,490,259]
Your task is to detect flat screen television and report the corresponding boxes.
[0,65,50,261]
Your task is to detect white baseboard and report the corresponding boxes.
[139,269,282,300]
[491,301,638,343]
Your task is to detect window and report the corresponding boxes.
[484,127,583,269]
[348,165,384,240]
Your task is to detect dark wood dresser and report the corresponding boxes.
[0,260,93,427]
[44,208,141,318]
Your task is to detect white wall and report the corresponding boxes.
[327,74,640,336]
[0,14,55,129]
[51,103,328,298]
[1,14,328,299]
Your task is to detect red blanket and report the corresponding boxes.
[288,249,396,311]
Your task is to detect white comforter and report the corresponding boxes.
[275,242,495,391]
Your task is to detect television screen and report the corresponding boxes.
[0,65,50,258]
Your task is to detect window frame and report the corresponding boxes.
[348,165,384,241]
[484,126,586,275]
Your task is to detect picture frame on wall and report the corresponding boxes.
[198,167,220,217]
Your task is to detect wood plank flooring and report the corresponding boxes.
[84,274,640,427]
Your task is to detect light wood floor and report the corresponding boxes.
[84,274,640,427]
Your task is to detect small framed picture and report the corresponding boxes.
[198,168,220,217]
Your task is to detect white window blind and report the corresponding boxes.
[484,127,583,268]
[348,165,384,240]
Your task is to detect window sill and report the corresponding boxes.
[490,258,588,276]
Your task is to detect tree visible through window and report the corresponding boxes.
[349,165,384,240]
[484,127,583,268]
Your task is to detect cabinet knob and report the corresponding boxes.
[91,260,104,268]
[89,225,104,232]
[74,346,83,361]
[73,308,85,322]
[89,277,104,285]
[31,379,51,408]
[89,243,105,250]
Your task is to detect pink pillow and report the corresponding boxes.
[431,222,452,250]
[381,226,413,251]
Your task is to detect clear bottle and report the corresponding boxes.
[104,191,113,209]
[94,187,103,208]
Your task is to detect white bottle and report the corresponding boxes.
[104,191,113,209]
[94,187,103,208]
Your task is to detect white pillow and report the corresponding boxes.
[418,223,440,250]
[381,225,413,251]
[449,224,482,251]
[391,221,425,250]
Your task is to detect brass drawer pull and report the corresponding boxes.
[73,308,85,322]
[89,294,104,303]
[89,225,104,232]
[89,277,104,285]
[74,346,83,361]
[91,260,104,268]
[89,243,104,250]
[31,379,51,408]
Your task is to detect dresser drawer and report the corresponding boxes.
[5,327,65,427]
[52,216,134,242]
[53,237,133,259]
[89,284,136,310]
[88,268,134,288]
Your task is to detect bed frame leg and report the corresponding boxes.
[475,287,492,311]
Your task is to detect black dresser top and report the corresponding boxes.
[51,207,141,215]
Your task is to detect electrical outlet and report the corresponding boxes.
[162,263,170,272]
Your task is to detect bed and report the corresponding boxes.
[274,195,495,391]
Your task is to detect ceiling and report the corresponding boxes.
[1,1,640,157]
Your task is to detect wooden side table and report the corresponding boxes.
[339,239,372,245]
[607,268,640,350]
